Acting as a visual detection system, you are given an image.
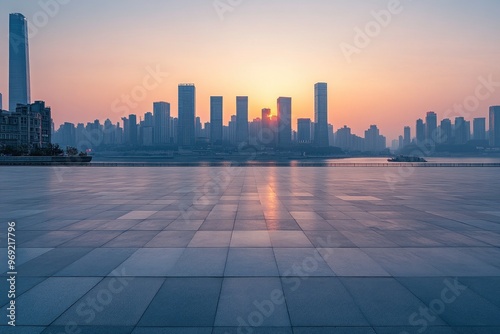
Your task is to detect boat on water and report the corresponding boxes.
[388,155,427,163]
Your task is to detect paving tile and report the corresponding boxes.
[167,248,227,276]
[282,277,367,326]
[188,231,232,247]
[398,277,500,326]
[56,248,137,276]
[268,231,313,248]
[54,278,164,326]
[318,248,390,277]
[0,277,101,326]
[145,231,196,247]
[215,277,290,327]
[139,278,222,326]
[225,248,279,276]
[114,248,184,276]
[273,248,334,277]
[231,231,271,247]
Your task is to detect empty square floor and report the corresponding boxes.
[1,166,500,333]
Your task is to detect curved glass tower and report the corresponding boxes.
[9,13,31,112]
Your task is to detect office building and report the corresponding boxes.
[297,118,312,143]
[426,111,437,141]
[277,97,292,146]
[490,106,500,147]
[236,96,249,144]
[210,96,223,144]
[473,118,486,141]
[403,126,411,146]
[416,119,425,144]
[9,13,31,111]
[153,102,170,145]
[314,83,329,147]
[178,84,196,147]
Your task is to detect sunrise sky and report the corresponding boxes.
[1,0,500,140]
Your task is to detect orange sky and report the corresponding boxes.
[1,0,500,140]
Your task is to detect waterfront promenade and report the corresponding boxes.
[1,166,500,333]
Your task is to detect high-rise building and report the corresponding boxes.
[9,13,31,112]
[473,118,486,141]
[178,84,196,147]
[297,118,312,143]
[0,92,3,110]
[129,114,138,145]
[314,83,329,147]
[364,125,385,152]
[261,108,274,146]
[416,119,425,144]
[490,106,500,147]
[153,102,170,145]
[426,112,437,141]
[277,97,292,146]
[440,118,453,144]
[403,126,411,146]
[454,117,467,145]
[210,96,223,144]
[236,96,249,144]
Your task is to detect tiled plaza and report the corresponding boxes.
[1,166,500,333]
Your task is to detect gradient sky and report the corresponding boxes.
[1,0,500,140]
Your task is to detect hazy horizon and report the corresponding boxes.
[1,0,500,140]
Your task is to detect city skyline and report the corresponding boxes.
[1,1,500,140]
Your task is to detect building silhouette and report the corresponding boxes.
[416,119,425,144]
[490,106,500,147]
[440,118,453,144]
[277,97,292,146]
[153,102,170,145]
[210,96,223,144]
[314,83,329,147]
[473,118,486,141]
[178,84,196,147]
[297,118,312,143]
[403,126,411,146]
[426,112,437,141]
[9,13,31,112]
[236,96,249,145]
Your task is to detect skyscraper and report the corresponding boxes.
[9,13,31,112]
[0,93,3,110]
[440,118,453,144]
[416,119,425,144]
[314,83,329,147]
[490,106,500,147]
[297,118,312,143]
[236,96,249,144]
[454,117,467,145]
[210,97,223,144]
[277,97,292,146]
[178,84,196,147]
[425,111,437,141]
[473,118,486,141]
[403,126,411,146]
[129,114,138,145]
[153,102,170,145]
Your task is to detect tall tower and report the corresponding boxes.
[425,111,437,141]
[153,102,170,145]
[210,96,223,144]
[277,97,292,146]
[236,96,249,145]
[314,83,329,147]
[178,84,196,147]
[9,13,31,112]
[490,106,500,147]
